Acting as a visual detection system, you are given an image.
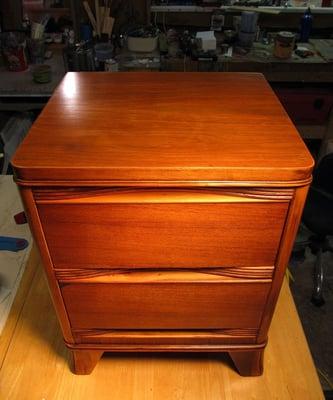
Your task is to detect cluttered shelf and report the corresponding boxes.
[1,40,332,140]
[161,38,333,78]
[1,36,333,87]
[1,0,333,136]
[0,45,65,108]
[1,39,332,95]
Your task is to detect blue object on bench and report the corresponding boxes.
[0,236,29,252]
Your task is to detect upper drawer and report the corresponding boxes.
[35,187,291,269]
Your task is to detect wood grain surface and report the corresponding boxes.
[33,187,295,203]
[61,280,270,330]
[37,201,288,269]
[12,72,313,183]
[72,328,259,345]
[0,258,323,399]
[257,185,310,343]
[54,266,275,282]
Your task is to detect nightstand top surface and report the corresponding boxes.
[13,72,313,184]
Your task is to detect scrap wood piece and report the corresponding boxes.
[83,1,97,31]
[107,17,115,38]
[102,7,110,33]
[227,6,281,14]
[95,0,101,36]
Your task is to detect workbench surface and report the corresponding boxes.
[0,248,324,399]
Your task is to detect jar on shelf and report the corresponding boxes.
[274,31,295,59]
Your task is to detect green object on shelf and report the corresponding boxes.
[32,64,52,83]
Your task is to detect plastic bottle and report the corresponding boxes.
[300,8,313,42]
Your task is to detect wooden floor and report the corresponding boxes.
[0,247,324,400]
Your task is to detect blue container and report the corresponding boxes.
[300,8,313,43]
[80,23,92,42]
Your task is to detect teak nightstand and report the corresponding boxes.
[12,72,314,376]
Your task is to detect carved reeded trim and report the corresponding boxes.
[64,341,267,352]
[200,267,274,280]
[15,177,313,188]
[221,188,293,200]
[34,187,118,201]
[73,328,258,339]
[55,266,274,282]
[33,187,293,203]
[55,268,110,281]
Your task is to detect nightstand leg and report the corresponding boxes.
[229,349,264,376]
[71,349,103,375]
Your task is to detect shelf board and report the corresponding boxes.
[151,5,216,12]
[150,4,333,13]
[23,7,70,14]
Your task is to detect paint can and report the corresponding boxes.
[274,31,295,59]
[105,58,118,72]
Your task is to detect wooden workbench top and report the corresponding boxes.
[0,247,324,399]
[13,72,313,185]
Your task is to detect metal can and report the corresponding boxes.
[274,31,295,59]
[105,58,118,72]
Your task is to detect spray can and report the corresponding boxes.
[300,8,313,42]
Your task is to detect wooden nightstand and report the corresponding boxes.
[12,72,313,376]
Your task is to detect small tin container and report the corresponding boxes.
[105,58,118,72]
[274,31,295,59]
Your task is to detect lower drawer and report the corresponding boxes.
[61,280,270,330]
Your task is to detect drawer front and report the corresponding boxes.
[61,280,270,330]
[36,188,290,269]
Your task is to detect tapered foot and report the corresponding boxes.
[71,349,103,375]
[229,348,264,376]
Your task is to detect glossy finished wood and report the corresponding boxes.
[0,258,324,399]
[61,280,270,330]
[37,198,288,269]
[12,73,314,376]
[229,349,264,377]
[12,72,313,184]
[18,187,74,344]
[71,349,103,375]
[72,328,259,345]
[257,184,310,343]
